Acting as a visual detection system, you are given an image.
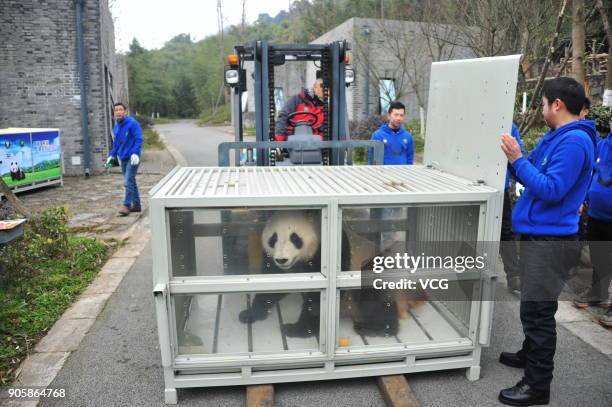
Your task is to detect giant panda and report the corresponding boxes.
[238,210,399,338]
[10,162,25,181]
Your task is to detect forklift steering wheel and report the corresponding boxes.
[287,111,320,128]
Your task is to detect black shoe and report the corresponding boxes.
[499,350,526,368]
[499,380,549,406]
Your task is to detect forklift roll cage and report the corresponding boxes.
[224,40,358,166]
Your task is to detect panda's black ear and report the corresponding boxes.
[268,232,278,248]
[290,232,303,249]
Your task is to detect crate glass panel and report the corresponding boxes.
[341,204,480,272]
[175,291,322,356]
[167,208,324,277]
[335,282,476,351]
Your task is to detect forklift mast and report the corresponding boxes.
[225,40,352,166]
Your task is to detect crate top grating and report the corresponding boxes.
[150,165,497,200]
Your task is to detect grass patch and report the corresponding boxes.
[0,208,113,385]
[197,104,231,126]
[243,127,256,137]
[1,168,61,189]
[153,117,177,125]
[143,128,165,150]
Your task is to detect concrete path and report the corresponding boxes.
[154,120,233,167]
[30,250,612,407]
[17,147,175,241]
[3,121,610,406]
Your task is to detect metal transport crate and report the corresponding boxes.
[149,54,520,404]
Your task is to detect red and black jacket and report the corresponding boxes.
[274,90,325,141]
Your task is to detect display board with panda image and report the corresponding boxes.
[0,129,61,189]
[30,130,62,182]
[0,130,33,188]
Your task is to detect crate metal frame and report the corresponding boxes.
[151,54,520,403]
[150,166,502,404]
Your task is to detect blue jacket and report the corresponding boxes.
[110,115,143,160]
[505,123,525,191]
[587,133,612,221]
[511,120,597,235]
[369,123,414,165]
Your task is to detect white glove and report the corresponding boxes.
[106,156,113,165]
[130,154,140,166]
[515,182,524,197]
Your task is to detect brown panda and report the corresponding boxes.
[239,211,399,338]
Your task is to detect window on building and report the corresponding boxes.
[379,79,396,115]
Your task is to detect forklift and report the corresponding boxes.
[220,40,382,166]
[171,41,389,361]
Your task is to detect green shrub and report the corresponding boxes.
[0,207,111,384]
[0,207,70,280]
[520,127,547,154]
[587,104,612,133]
[133,114,154,129]
[349,116,424,164]
[198,104,231,126]
[143,128,165,150]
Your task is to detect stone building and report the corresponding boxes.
[242,17,475,129]
[0,0,127,176]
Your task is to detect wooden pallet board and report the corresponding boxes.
[378,375,421,407]
[246,384,274,407]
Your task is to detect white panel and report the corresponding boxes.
[181,295,220,354]
[424,55,521,191]
[251,298,284,353]
[150,166,497,199]
[410,302,462,341]
[216,294,249,353]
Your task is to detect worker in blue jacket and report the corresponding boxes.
[369,101,414,165]
[369,101,414,251]
[498,77,596,406]
[106,102,144,216]
[501,123,525,294]
[574,119,612,327]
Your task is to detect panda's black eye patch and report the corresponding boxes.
[290,232,303,249]
[268,232,278,248]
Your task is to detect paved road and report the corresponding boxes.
[155,120,234,166]
[41,121,611,406]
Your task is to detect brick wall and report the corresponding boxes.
[0,0,126,175]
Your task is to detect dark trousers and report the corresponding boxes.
[500,190,519,278]
[518,234,580,391]
[120,159,140,208]
[586,217,612,300]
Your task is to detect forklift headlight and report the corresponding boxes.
[225,69,240,85]
[345,68,355,85]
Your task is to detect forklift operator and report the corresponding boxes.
[274,78,326,141]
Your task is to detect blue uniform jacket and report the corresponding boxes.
[110,115,143,160]
[587,133,612,221]
[369,123,414,165]
[511,120,597,235]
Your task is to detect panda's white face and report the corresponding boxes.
[261,211,320,270]
[10,162,18,172]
